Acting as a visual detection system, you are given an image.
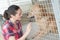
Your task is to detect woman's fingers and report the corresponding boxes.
[26,22,32,32]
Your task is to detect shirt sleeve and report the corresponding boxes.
[2,24,14,40]
[18,21,23,36]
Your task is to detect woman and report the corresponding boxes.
[2,5,31,40]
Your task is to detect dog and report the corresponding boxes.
[27,4,58,40]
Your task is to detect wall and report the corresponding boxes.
[0,0,9,15]
[51,0,60,37]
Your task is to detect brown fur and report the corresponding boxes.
[28,4,58,39]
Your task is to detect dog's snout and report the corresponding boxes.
[30,16,34,18]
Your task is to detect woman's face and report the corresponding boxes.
[15,9,22,21]
[12,9,22,21]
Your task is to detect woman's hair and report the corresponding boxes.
[4,5,20,20]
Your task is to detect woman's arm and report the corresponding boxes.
[2,22,31,40]
[0,34,15,40]
[18,22,32,40]
[2,24,16,40]
[9,36,15,40]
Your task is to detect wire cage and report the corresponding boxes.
[27,0,59,40]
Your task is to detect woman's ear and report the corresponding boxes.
[10,15,14,18]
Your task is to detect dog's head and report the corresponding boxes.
[27,4,41,18]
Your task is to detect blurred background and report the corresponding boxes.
[0,0,60,40]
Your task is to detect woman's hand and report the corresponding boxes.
[18,38,25,40]
[26,22,32,33]
[18,22,32,40]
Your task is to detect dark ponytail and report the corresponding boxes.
[4,10,10,20]
[3,5,20,20]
